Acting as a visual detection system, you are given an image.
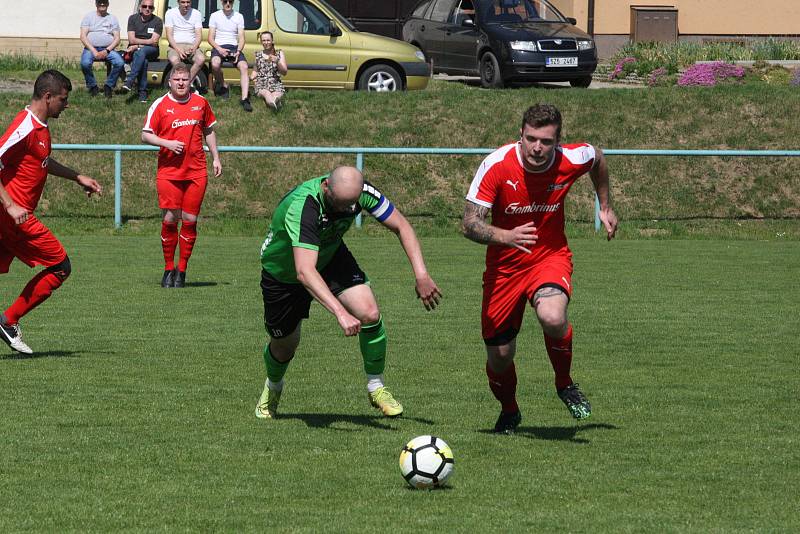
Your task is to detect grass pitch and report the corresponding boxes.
[1,234,798,531]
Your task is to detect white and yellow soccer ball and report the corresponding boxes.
[399,435,454,489]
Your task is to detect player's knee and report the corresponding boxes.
[162,209,180,223]
[487,346,515,371]
[359,307,381,326]
[269,330,300,360]
[537,312,568,336]
[46,256,72,281]
[268,342,296,363]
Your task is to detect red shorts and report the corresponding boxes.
[157,177,208,216]
[481,253,573,345]
[0,213,67,273]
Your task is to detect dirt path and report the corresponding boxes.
[0,78,34,93]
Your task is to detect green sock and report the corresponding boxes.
[359,317,387,375]
[263,343,290,384]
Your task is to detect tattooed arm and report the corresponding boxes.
[461,201,538,253]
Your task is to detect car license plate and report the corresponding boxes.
[546,57,578,67]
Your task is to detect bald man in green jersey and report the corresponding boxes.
[256,166,442,419]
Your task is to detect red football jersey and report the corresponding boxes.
[466,142,596,274]
[0,107,51,213]
[142,92,217,181]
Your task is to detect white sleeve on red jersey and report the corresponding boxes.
[0,112,34,171]
[142,94,168,134]
[465,143,516,208]
[561,143,596,170]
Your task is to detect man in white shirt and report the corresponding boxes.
[208,0,252,112]
[164,0,206,92]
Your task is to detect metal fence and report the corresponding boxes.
[52,144,800,230]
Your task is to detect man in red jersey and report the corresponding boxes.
[141,63,222,288]
[0,70,103,355]
[462,104,618,433]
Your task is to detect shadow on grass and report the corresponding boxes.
[184,281,221,288]
[2,349,83,360]
[478,422,618,444]
[279,412,435,431]
[403,484,455,492]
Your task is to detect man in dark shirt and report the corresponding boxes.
[122,0,163,102]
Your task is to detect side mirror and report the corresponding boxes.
[461,18,475,27]
[329,19,343,37]
[566,17,577,25]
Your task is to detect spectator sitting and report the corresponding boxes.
[122,0,163,103]
[250,31,287,112]
[164,0,206,93]
[80,0,124,98]
[208,0,252,112]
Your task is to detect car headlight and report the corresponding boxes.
[510,41,538,52]
[415,50,425,61]
[577,39,594,51]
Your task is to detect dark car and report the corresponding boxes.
[403,0,597,87]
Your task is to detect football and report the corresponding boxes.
[399,435,454,489]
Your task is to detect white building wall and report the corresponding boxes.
[0,0,139,38]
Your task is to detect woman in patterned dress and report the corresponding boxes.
[249,31,288,111]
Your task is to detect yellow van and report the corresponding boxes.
[144,0,430,91]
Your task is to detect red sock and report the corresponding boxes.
[161,221,179,271]
[178,221,197,272]
[4,270,64,324]
[486,361,519,414]
[544,324,573,390]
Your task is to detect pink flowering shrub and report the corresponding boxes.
[677,61,745,86]
[609,57,637,80]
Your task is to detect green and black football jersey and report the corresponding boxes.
[260,175,395,283]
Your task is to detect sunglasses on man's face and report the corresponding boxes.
[141,4,154,8]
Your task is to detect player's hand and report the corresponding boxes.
[95,50,108,60]
[507,221,538,253]
[6,203,28,225]
[77,175,102,197]
[336,311,361,337]
[212,158,222,177]
[415,275,442,311]
[599,207,618,241]
[178,48,187,60]
[126,45,137,53]
[164,140,184,154]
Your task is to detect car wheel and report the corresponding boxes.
[569,76,592,88]
[480,52,505,88]
[358,64,402,92]
[163,66,209,94]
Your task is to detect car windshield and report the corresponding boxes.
[477,0,566,24]
[316,0,358,31]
